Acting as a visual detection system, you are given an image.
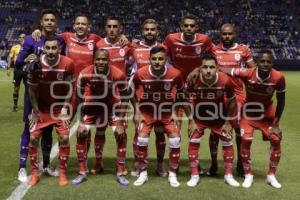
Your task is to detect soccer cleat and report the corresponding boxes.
[187,175,200,187]
[117,175,129,186]
[224,174,240,187]
[131,168,139,177]
[168,171,180,187]
[71,173,87,185]
[155,165,168,177]
[134,171,148,186]
[266,174,282,189]
[43,165,59,177]
[18,168,28,183]
[27,173,40,186]
[206,164,218,176]
[91,161,104,175]
[12,106,18,112]
[58,173,69,186]
[242,174,254,188]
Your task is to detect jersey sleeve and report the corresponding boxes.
[225,77,236,100]
[15,35,33,69]
[204,36,214,55]
[243,46,254,63]
[115,72,128,92]
[163,35,172,54]
[275,74,286,93]
[231,68,250,80]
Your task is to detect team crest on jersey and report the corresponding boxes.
[88,42,94,51]
[195,47,202,55]
[119,48,125,57]
[234,53,241,61]
[266,86,274,94]
[164,83,171,91]
[216,90,223,97]
[57,72,64,80]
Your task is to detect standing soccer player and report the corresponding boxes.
[15,9,65,182]
[73,49,129,186]
[184,54,240,187]
[130,19,167,177]
[207,23,256,176]
[27,37,74,186]
[6,32,26,112]
[221,50,286,188]
[132,46,183,187]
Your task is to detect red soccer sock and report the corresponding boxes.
[209,133,219,166]
[76,137,87,173]
[188,142,200,175]
[268,142,281,175]
[169,147,180,173]
[116,134,127,174]
[94,134,105,164]
[59,144,70,174]
[29,145,39,174]
[155,132,166,165]
[223,145,234,175]
[241,139,252,174]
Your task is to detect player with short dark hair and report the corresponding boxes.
[27,37,74,186]
[132,46,183,187]
[184,54,240,187]
[15,9,65,183]
[221,50,286,188]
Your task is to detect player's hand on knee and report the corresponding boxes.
[188,119,199,138]
[59,108,70,128]
[29,111,41,131]
[77,123,88,139]
[269,125,282,140]
[221,121,233,139]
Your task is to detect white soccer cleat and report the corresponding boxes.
[187,175,199,187]
[134,171,148,186]
[224,174,240,187]
[168,171,180,187]
[266,174,282,189]
[18,168,28,183]
[242,174,254,188]
[43,165,59,177]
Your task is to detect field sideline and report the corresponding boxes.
[0,70,300,200]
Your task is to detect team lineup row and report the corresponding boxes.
[8,9,285,189]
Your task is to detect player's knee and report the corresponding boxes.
[30,136,39,147]
[221,140,233,147]
[137,137,149,147]
[59,135,69,145]
[169,137,180,148]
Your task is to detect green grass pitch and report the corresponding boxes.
[0,69,300,200]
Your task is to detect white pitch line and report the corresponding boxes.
[7,121,79,200]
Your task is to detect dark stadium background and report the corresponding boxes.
[0,0,299,69]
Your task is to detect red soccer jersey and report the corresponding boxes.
[133,65,184,123]
[213,43,253,95]
[27,55,75,114]
[78,64,127,115]
[96,38,132,75]
[186,72,235,124]
[163,32,214,79]
[231,67,285,116]
[62,32,102,78]
[131,41,161,70]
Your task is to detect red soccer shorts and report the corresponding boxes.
[30,112,69,137]
[139,120,179,137]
